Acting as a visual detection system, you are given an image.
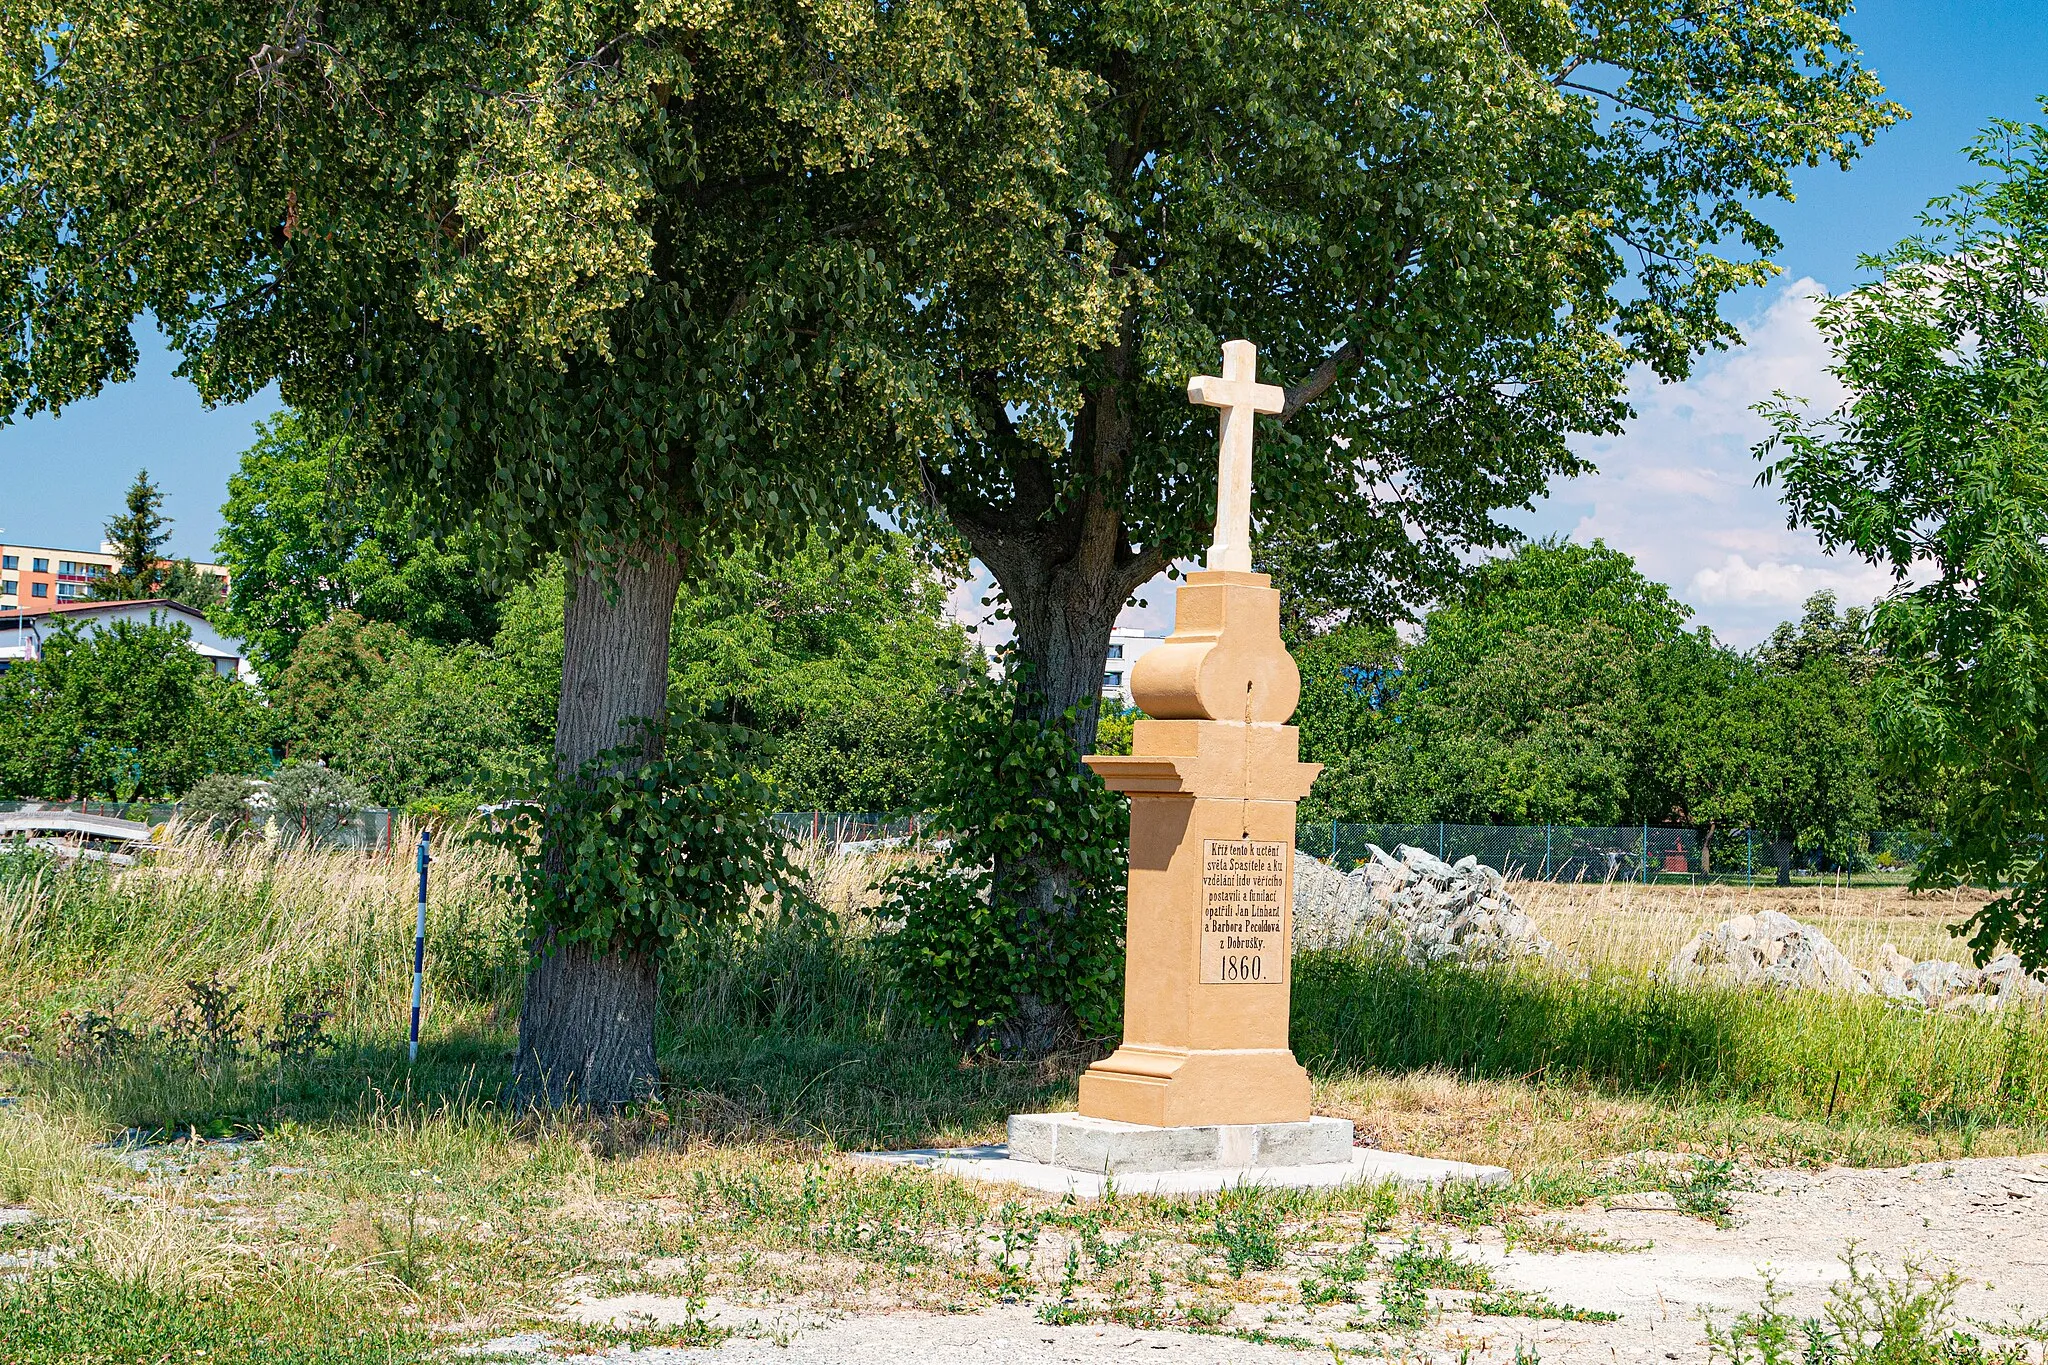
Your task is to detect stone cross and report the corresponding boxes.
[1187,340,1284,575]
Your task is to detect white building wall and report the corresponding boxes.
[1100,626,1167,710]
[0,602,256,682]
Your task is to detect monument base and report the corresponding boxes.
[852,1124,1509,1199]
[1008,1112,1351,1173]
[1078,1045,1312,1127]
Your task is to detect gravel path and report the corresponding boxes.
[520,1153,2048,1364]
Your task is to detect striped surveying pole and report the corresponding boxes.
[409,830,432,1064]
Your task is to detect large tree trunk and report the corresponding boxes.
[963,486,1151,1049]
[924,337,1159,1050]
[511,547,685,1110]
[1771,835,1795,888]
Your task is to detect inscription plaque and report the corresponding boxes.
[1199,838,1289,984]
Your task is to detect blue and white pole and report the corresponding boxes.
[409,830,431,1064]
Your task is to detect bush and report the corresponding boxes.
[476,716,801,960]
[254,764,370,841]
[181,773,261,837]
[881,668,1126,1048]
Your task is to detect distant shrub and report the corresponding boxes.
[180,773,261,837]
[252,763,368,841]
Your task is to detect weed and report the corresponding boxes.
[172,974,245,1061]
[1502,1217,1648,1254]
[1671,1156,1743,1223]
[1705,1255,2029,1365]
[547,1314,733,1353]
[992,1200,1036,1290]
[1473,1289,1620,1322]
[1212,1189,1283,1276]
[1300,1232,1378,1304]
[1385,1232,1495,1291]
[52,1007,134,1062]
[1377,1266,1432,1331]
[257,986,335,1069]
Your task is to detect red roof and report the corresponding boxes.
[0,598,212,626]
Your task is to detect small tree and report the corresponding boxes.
[882,666,1125,1051]
[1759,110,2048,960]
[91,470,174,600]
[253,763,370,842]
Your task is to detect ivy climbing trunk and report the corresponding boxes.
[964,490,1150,1050]
[512,547,686,1110]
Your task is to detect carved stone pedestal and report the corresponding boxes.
[1079,568,1320,1127]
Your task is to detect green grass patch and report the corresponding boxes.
[1473,1289,1620,1322]
[0,1267,429,1365]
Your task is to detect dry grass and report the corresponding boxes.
[0,821,520,1031]
[1311,1067,2041,1172]
[1518,877,1995,975]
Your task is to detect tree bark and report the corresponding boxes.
[511,547,686,1110]
[1771,836,1795,888]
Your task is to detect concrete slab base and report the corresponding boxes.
[1007,1111,1353,1173]
[851,1140,1509,1199]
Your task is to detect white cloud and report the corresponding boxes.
[1517,277,1887,646]
[1688,554,1896,609]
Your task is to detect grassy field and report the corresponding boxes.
[0,830,2041,1360]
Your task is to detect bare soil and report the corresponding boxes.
[525,1153,2048,1364]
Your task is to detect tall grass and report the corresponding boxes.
[0,823,522,1033]
[4,829,2044,1151]
[1292,946,2048,1131]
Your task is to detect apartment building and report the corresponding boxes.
[0,542,229,613]
[1101,626,1167,710]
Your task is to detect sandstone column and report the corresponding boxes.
[1077,343,1320,1127]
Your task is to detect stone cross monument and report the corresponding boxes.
[1003,340,1345,1177]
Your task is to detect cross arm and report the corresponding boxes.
[1188,374,1285,413]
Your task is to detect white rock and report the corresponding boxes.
[1676,923,2048,1009]
[1292,843,1556,966]
[1669,910,1871,993]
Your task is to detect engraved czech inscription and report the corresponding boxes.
[1200,838,1289,985]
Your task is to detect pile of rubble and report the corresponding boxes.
[1669,912,2047,1012]
[1292,851,2048,1011]
[1292,843,1557,967]
[1667,911,1869,994]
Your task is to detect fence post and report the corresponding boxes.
[1438,822,1445,860]
[1746,830,1754,887]
[1640,822,1648,883]
[409,830,431,1065]
[1542,824,1552,880]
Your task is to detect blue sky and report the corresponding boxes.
[4,2,2044,642]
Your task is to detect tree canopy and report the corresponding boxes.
[215,412,509,676]
[0,617,267,800]
[1291,542,1895,872]
[1,0,1084,1102]
[899,0,1901,737]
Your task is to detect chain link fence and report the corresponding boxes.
[3,795,1935,882]
[1298,822,1935,884]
